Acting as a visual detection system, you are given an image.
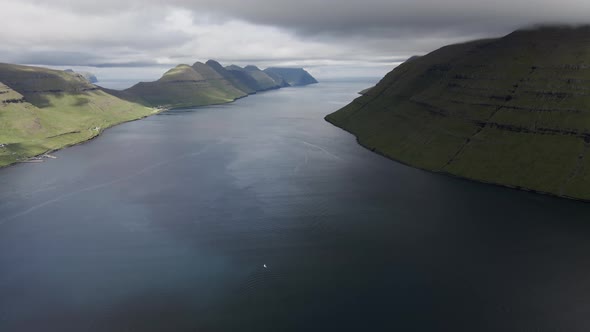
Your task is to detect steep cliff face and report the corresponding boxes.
[264,67,318,86]
[206,60,257,94]
[326,26,590,201]
[261,70,290,88]
[124,63,248,108]
[242,65,282,91]
[0,64,152,167]
[122,61,319,107]
[192,61,250,97]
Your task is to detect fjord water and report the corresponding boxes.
[2,81,590,331]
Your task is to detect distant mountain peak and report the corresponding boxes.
[124,60,318,107]
[64,68,98,83]
[263,67,318,86]
[206,59,223,67]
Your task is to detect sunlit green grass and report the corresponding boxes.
[0,65,153,167]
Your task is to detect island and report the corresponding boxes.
[326,26,590,201]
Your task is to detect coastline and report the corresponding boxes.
[324,115,590,204]
[0,84,310,169]
[0,106,166,169]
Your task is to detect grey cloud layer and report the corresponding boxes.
[23,0,590,35]
[2,0,590,71]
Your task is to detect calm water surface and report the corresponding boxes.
[2,81,590,331]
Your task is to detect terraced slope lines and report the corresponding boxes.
[264,67,318,86]
[124,61,319,108]
[206,60,258,94]
[0,60,318,168]
[125,63,248,108]
[261,70,290,88]
[0,63,153,167]
[243,65,282,91]
[326,26,590,201]
[65,69,98,83]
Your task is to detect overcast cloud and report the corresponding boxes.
[1,0,589,81]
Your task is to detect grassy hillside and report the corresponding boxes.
[262,70,290,88]
[225,65,280,92]
[124,63,247,108]
[225,65,265,93]
[192,62,250,98]
[206,60,257,94]
[243,66,281,91]
[326,26,590,201]
[0,63,154,167]
[264,67,318,86]
[65,69,98,83]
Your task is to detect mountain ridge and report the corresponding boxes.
[122,61,317,108]
[0,60,318,167]
[264,67,318,86]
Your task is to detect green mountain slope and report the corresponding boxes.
[192,61,250,97]
[225,65,265,93]
[262,70,290,88]
[264,67,318,86]
[65,69,98,83]
[206,60,257,94]
[326,26,590,201]
[225,65,281,92]
[0,63,154,167]
[243,65,281,91]
[124,63,247,108]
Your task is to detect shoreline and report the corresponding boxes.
[0,106,167,169]
[0,84,316,170]
[324,115,590,204]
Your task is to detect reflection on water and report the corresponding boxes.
[2,81,590,331]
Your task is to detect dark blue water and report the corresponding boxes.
[2,81,590,331]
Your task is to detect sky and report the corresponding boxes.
[1,0,589,84]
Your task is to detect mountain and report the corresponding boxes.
[326,26,590,201]
[264,67,318,86]
[223,65,264,93]
[123,61,319,107]
[243,65,283,91]
[124,62,248,108]
[358,87,373,95]
[261,69,290,88]
[0,63,153,167]
[205,60,257,94]
[225,65,281,92]
[225,65,282,91]
[0,59,318,167]
[65,69,98,83]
